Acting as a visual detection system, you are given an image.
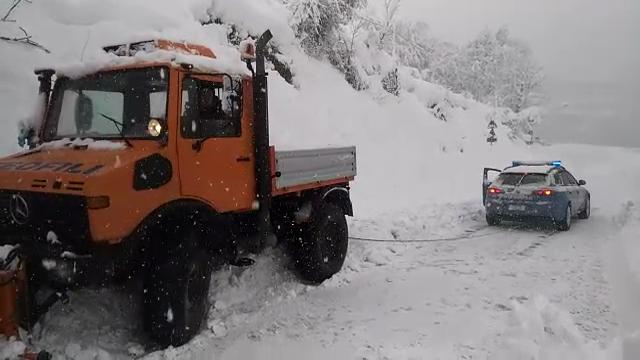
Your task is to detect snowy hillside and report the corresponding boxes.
[0,0,534,218]
[1,1,639,359]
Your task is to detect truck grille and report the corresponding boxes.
[31,179,47,189]
[65,181,85,191]
[0,191,90,251]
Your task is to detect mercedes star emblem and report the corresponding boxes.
[9,194,29,224]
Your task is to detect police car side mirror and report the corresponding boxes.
[578,180,586,186]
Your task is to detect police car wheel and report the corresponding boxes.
[557,204,572,231]
[486,214,501,226]
[578,198,590,219]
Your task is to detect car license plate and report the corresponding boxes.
[509,205,526,211]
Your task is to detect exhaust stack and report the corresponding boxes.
[253,30,276,249]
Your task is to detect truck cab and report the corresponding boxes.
[0,34,357,346]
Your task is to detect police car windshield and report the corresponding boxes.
[496,173,547,186]
[43,67,168,141]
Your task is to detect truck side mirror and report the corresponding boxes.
[75,94,93,133]
[578,180,586,186]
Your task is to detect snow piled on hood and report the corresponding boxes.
[39,137,126,150]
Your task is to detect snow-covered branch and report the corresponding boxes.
[1,0,50,53]
[1,0,31,22]
[0,25,50,53]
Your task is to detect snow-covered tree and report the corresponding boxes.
[381,68,399,95]
[283,1,542,113]
[287,0,367,89]
[415,27,542,112]
[461,27,543,111]
[377,0,401,52]
[494,38,544,112]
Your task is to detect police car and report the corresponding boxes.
[483,161,590,231]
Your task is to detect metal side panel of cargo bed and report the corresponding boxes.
[273,147,356,193]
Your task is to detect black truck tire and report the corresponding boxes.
[143,226,212,347]
[292,203,349,284]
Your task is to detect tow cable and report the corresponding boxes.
[349,226,501,244]
[349,224,540,244]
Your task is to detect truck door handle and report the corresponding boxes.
[236,156,251,162]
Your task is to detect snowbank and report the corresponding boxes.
[0,339,27,359]
[607,201,640,359]
[493,296,620,360]
[0,244,17,271]
[0,244,14,261]
[0,245,25,357]
[616,202,640,280]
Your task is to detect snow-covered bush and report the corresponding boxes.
[488,105,544,144]
[287,0,367,89]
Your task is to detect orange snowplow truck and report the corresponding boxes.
[0,31,356,346]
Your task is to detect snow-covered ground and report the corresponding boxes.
[1,144,638,359]
[1,1,640,359]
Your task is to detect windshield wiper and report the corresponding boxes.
[99,113,133,147]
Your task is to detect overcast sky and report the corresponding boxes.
[397,0,640,147]
[398,0,640,84]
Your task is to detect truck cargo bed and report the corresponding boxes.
[271,147,357,195]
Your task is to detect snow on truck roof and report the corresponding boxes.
[103,40,216,58]
[503,165,555,174]
[48,39,251,79]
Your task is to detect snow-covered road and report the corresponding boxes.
[6,144,639,359]
[189,212,619,360]
[22,203,624,360]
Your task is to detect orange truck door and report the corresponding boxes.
[176,74,256,212]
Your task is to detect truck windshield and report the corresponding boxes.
[43,67,168,141]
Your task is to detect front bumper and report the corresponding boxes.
[0,190,117,288]
[29,243,116,289]
[0,190,91,250]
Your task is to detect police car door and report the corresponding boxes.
[564,171,584,212]
[483,168,502,205]
[560,170,580,214]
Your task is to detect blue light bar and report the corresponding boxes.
[511,160,562,167]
